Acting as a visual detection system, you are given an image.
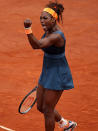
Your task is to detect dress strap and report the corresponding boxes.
[53,30,66,42]
[41,33,46,39]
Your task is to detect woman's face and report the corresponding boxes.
[40,11,55,32]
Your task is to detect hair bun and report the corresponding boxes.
[58,4,64,13]
[45,2,64,23]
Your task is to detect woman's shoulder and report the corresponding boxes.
[53,30,66,41]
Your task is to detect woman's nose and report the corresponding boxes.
[40,18,44,23]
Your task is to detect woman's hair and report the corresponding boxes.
[45,1,64,23]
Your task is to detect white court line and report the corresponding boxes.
[0,125,15,131]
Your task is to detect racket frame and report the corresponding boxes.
[18,86,37,114]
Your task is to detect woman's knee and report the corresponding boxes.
[43,105,54,116]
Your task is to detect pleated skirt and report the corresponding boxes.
[38,52,74,90]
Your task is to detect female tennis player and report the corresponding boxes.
[24,1,77,131]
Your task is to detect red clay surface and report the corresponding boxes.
[0,0,98,131]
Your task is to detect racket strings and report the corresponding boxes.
[24,97,34,105]
[20,94,36,112]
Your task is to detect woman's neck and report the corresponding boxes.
[46,24,61,35]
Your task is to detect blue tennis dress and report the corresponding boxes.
[38,31,74,90]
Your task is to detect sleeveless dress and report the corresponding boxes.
[38,31,74,90]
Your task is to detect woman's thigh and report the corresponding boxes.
[36,84,45,112]
[43,89,63,113]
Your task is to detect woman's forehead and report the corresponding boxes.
[41,11,52,18]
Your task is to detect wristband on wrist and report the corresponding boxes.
[25,27,32,34]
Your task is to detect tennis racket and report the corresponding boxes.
[18,86,37,114]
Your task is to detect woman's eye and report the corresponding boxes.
[44,17,47,19]
[40,16,48,20]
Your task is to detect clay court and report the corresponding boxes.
[0,0,98,131]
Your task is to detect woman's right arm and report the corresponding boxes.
[24,19,62,49]
[24,19,39,49]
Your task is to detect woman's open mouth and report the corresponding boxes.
[42,24,47,30]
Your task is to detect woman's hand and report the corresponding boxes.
[24,19,32,28]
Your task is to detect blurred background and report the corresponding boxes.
[0,0,98,130]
